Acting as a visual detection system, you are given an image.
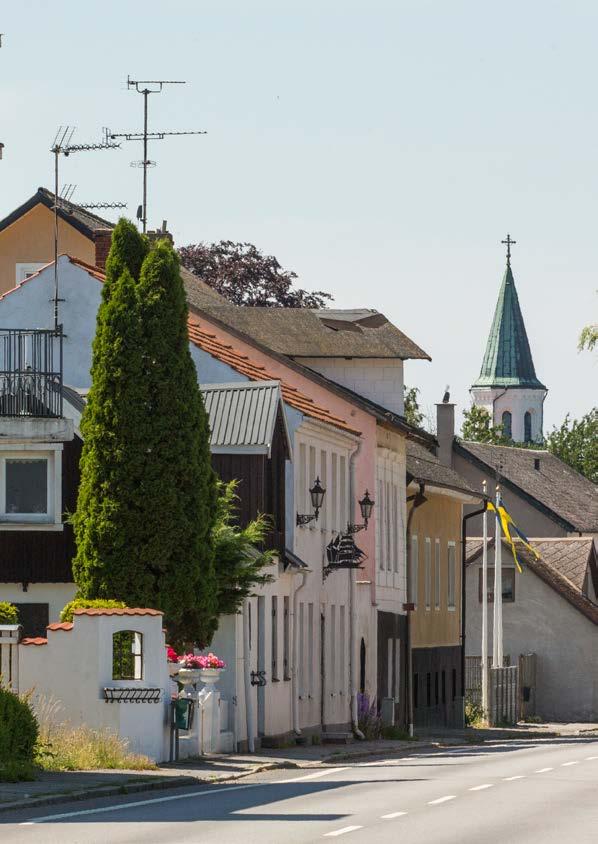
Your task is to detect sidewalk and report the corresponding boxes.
[2,721,596,815]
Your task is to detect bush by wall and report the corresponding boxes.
[0,687,38,781]
[0,602,18,625]
[60,599,126,623]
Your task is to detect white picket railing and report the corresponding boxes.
[0,624,21,692]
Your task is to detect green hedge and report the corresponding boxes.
[0,602,18,625]
[60,598,126,623]
[0,687,38,781]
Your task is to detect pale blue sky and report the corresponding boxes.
[1,1,596,432]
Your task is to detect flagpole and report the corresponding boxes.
[492,484,503,668]
[481,480,488,715]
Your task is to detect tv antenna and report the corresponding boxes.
[106,76,207,233]
[51,126,120,330]
[80,202,128,210]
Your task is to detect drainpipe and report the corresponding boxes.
[348,440,365,739]
[242,599,255,753]
[291,569,308,736]
[405,482,427,738]
[461,501,488,711]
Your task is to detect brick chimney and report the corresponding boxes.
[146,220,173,245]
[94,229,113,271]
[436,401,455,467]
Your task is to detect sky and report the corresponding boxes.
[0,1,596,433]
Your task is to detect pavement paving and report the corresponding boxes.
[2,735,598,841]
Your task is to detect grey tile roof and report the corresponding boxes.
[200,380,289,456]
[466,537,598,626]
[407,440,479,496]
[0,188,116,239]
[456,441,598,533]
[185,300,430,361]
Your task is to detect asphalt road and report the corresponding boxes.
[3,737,598,843]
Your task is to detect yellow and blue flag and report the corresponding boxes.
[487,499,540,574]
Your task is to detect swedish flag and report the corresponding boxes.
[487,499,540,574]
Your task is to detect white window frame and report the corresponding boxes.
[16,262,46,284]
[434,539,441,610]
[447,541,456,610]
[0,445,63,530]
[424,537,432,610]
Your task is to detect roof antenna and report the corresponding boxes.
[50,127,120,331]
[106,77,207,234]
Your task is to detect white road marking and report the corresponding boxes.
[279,767,350,783]
[561,761,579,767]
[535,767,554,773]
[586,756,598,760]
[428,795,456,805]
[503,775,525,781]
[469,783,493,791]
[381,811,408,819]
[18,782,259,825]
[324,826,363,837]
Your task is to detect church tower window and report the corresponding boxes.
[502,411,512,440]
[524,411,532,443]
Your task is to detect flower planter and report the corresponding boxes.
[198,667,224,686]
[177,667,201,694]
[168,662,180,678]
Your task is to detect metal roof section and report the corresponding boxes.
[200,380,291,457]
[472,263,546,390]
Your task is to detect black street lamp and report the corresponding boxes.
[347,489,375,533]
[296,477,326,526]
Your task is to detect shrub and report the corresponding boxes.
[357,693,382,740]
[0,687,38,781]
[381,725,414,741]
[60,598,126,623]
[465,698,487,727]
[0,602,18,625]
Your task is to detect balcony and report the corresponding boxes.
[0,328,63,418]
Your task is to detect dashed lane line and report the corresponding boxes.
[503,775,525,781]
[381,811,408,819]
[535,767,554,773]
[279,767,351,783]
[469,784,493,791]
[586,756,598,760]
[323,826,363,837]
[428,795,456,805]
[561,761,579,767]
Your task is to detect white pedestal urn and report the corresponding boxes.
[198,667,224,688]
[197,668,225,754]
[177,667,201,698]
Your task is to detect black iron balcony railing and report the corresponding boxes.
[0,328,63,418]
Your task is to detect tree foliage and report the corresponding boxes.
[178,240,333,308]
[0,602,18,625]
[73,220,217,646]
[207,480,275,642]
[0,687,38,782]
[545,408,598,484]
[403,386,424,428]
[578,323,597,352]
[461,405,506,444]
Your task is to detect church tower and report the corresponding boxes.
[470,235,547,443]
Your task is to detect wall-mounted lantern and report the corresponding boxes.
[347,489,375,533]
[296,476,326,526]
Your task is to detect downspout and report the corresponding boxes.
[291,569,308,735]
[348,439,365,739]
[242,599,255,753]
[461,501,488,712]
[405,481,426,738]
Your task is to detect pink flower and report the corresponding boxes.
[177,652,226,669]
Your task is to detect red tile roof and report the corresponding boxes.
[188,318,361,436]
[73,608,163,617]
[47,622,73,632]
[20,637,48,646]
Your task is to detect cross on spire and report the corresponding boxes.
[501,233,516,267]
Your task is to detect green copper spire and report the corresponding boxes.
[473,249,546,390]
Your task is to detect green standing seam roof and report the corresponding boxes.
[473,264,546,390]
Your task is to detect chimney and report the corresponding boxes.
[94,228,113,271]
[436,401,455,467]
[146,220,174,245]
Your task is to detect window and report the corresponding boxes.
[524,411,532,443]
[377,479,384,570]
[271,597,279,681]
[16,262,45,284]
[307,603,314,697]
[409,535,419,607]
[339,606,346,696]
[339,456,347,530]
[298,443,307,516]
[0,452,58,524]
[424,538,431,609]
[392,488,399,573]
[299,603,305,697]
[447,543,456,610]
[320,450,328,529]
[502,411,512,440]
[331,453,338,531]
[14,603,49,638]
[434,539,441,609]
[385,480,391,570]
[308,446,316,519]
[478,568,516,603]
[283,596,290,680]
[112,630,142,680]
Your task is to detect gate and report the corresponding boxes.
[0,625,21,691]
[489,665,519,726]
[518,653,537,721]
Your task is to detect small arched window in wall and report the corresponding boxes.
[112,630,143,680]
[501,411,512,440]
[524,411,532,443]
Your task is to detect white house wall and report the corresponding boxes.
[298,357,405,416]
[1,583,76,625]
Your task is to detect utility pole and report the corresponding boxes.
[50,127,120,330]
[107,76,206,233]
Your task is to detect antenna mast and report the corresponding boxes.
[51,127,120,331]
[107,76,206,233]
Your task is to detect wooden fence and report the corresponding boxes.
[0,624,21,692]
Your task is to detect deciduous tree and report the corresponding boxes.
[461,405,506,444]
[546,408,598,484]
